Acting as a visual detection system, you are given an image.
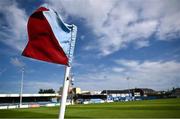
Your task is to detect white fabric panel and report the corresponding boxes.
[42,7,77,65]
[43,9,71,55]
[43,8,77,64]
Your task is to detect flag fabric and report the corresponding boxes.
[22,6,77,66]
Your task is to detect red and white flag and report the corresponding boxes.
[22,6,77,65]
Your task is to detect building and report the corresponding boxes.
[171,88,180,98]
[132,88,157,97]
[0,93,59,104]
[72,87,81,94]
[68,88,106,104]
[101,88,157,101]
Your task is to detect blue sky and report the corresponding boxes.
[0,0,180,93]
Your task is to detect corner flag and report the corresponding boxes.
[22,6,77,65]
[22,6,78,119]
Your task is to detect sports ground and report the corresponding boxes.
[0,98,180,118]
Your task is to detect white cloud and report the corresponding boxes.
[158,13,180,40]
[135,40,150,49]
[115,59,139,68]
[10,57,25,67]
[112,67,125,73]
[75,59,180,91]
[46,0,180,55]
[115,59,180,90]
[0,1,28,51]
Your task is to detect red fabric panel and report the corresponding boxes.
[22,7,68,65]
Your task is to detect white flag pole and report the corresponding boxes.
[59,25,77,119]
[59,66,71,119]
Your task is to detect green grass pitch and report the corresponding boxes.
[0,98,180,118]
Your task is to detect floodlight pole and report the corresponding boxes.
[19,67,24,108]
[127,77,130,90]
[59,66,71,119]
[127,77,130,96]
